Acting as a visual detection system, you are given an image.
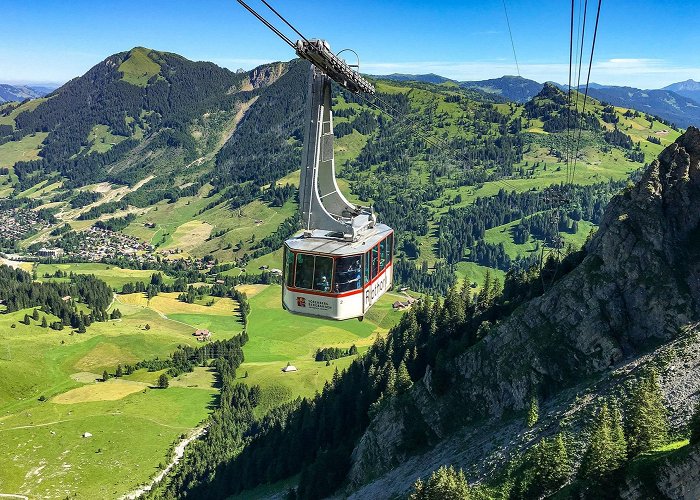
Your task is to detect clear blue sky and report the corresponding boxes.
[2,0,699,88]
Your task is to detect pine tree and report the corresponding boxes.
[409,465,470,500]
[32,308,39,321]
[385,364,397,395]
[41,316,47,328]
[396,361,413,393]
[158,373,169,388]
[102,370,110,382]
[690,401,700,444]
[580,402,627,481]
[610,404,628,468]
[477,269,491,306]
[528,433,572,497]
[626,369,668,455]
[527,395,539,427]
[23,313,31,325]
[115,364,123,378]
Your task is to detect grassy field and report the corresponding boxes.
[118,47,161,87]
[0,288,238,498]
[238,285,406,412]
[0,265,409,498]
[87,124,129,154]
[36,263,174,290]
[121,186,297,261]
[0,131,48,167]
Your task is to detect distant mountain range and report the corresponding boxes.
[377,73,453,85]
[582,85,700,129]
[0,83,57,102]
[375,73,700,128]
[663,79,700,103]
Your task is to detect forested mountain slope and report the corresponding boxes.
[154,129,700,499]
[0,50,685,293]
[584,86,700,129]
[349,125,700,498]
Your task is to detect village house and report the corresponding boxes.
[192,329,211,341]
[392,296,417,311]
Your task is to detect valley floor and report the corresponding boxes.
[0,273,404,499]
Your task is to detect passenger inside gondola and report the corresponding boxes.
[334,256,362,292]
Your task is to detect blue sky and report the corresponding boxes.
[2,0,699,88]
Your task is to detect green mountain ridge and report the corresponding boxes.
[1,48,699,499]
[0,48,684,289]
[157,129,700,500]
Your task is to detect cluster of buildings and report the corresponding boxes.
[61,226,153,261]
[0,208,51,241]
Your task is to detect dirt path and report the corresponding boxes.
[0,494,29,500]
[121,425,207,499]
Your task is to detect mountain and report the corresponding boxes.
[349,127,700,498]
[161,129,700,499]
[3,48,700,498]
[374,74,543,102]
[1,47,287,188]
[664,79,700,104]
[0,83,56,102]
[377,73,453,84]
[371,73,700,127]
[459,75,543,102]
[583,85,700,128]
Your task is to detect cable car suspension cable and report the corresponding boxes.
[259,0,309,42]
[236,0,295,49]
[565,0,575,186]
[572,0,602,182]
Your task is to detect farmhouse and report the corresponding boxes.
[193,329,211,341]
[281,364,298,373]
[392,296,417,311]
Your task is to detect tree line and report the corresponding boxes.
[0,265,113,331]
[156,249,585,499]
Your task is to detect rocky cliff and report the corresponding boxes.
[620,443,700,500]
[347,127,700,497]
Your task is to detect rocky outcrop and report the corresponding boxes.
[347,128,700,495]
[620,444,700,500]
[235,62,289,92]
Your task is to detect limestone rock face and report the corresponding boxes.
[620,444,700,500]
[348,128,700,492]
[238,62,288,92]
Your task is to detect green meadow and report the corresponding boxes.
[0,272,409,498]
[238,285,405,411]
[36,262,174,290]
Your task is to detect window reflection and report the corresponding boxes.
[371,245,379,280]
[313,256,333,292]
[294,253,314,289]
[284,248,295,287]
[334,256,362,292]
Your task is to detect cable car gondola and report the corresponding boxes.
[282,41,394,321]
[237,2,394,320]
